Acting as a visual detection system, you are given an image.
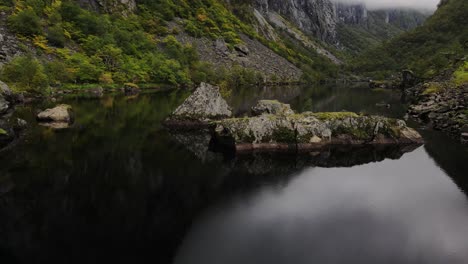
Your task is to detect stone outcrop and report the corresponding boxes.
[251,100,295,116]
[0,12,21,66]
[37,104,74,129]
[407,82,468,143]
[164,83,232,129]
[213,102,423,152]
[166,87,423,153]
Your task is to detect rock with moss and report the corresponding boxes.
[407,82,467,143]
[123,83,140,95]
[213,104,423,152]
[165,82,232,129]
[37,104,74,129]
[0,95,8,115]
[251,100,294,116]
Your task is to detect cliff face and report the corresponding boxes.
[249,0,428,52]
[253,0,338,44]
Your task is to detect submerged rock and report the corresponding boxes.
[213,104,423,152]
[37,104,74,129]
[165,82,232,129]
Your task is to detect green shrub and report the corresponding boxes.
[0,55,48,92]
[47,25,66,47]
[8,8,42,36]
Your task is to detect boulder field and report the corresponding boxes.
[165,83,423,153]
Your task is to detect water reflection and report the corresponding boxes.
[175,148,468,264]
[0,83,466,264]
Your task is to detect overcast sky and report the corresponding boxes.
[332,0,440,10]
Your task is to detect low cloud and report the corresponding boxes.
[332,0,440,10]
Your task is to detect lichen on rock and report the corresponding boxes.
[37,104,74,129]
[252,100,295,116]
[213,103,423,152]
[165,82,232,129]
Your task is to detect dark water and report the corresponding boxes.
[0,84,467,264]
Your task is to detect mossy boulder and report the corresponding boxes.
[213,106,423,152]
[123,83,140,95]
[251,100,294,116]
[165,82,232,129]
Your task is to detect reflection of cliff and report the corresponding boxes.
[420,130,468,193]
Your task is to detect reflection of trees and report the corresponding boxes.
[0,90,303,264]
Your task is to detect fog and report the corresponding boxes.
[332,0,440,10]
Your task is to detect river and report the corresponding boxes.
[0,84,467,264]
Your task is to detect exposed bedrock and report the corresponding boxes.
[213,101,423,153]
[165,84,423,154]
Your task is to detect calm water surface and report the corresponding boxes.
[0,84,467,264]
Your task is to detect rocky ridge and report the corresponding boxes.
[407,82,468,143]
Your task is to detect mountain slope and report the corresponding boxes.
[0,0,345,92]
[336,4,428,53]
[352,0,468,79]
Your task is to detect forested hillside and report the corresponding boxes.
[352,0,468,80]
[0,0,343,94]
[0,0,431,95]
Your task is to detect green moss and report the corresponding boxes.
[311,112,359,120]
[124,82,140,89]
[0,128,8,136]
[422,82,443,95]
[272,127,296,143]
[453,62,468,86]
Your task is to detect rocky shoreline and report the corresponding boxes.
[406,82,468,143]
[0,81,27,151]
[165,83,423,154]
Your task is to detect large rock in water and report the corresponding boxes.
[213,101,423,152]
[165,83,232,129]
[37,104,74,129]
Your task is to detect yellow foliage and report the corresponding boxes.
[453,62,468,86]
[99,72,114,85]
[32,35,53,53]
[197,14,207,22]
